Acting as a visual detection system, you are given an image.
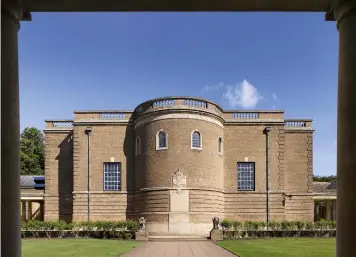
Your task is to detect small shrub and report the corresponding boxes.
[221,219,233,230]
[269,221,280,230]
[305,221,314,230]
[232,221,243,231]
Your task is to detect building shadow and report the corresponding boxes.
[124,115,136,221]
[56,133,74,222]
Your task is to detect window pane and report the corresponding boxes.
[218,138,222,153]
[104,162,121,191]
[237,162,255,191]
[192,131,200,148]
[159,132,166,148]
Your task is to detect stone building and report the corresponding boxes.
[313,181,337,221]
[20,175,45,221]
[43,96,315,233]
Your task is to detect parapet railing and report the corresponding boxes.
[45,120,73,129]
[285,119,313,129]
[135,96,224,118]
[224,111,284,120]
[73,111,132,120]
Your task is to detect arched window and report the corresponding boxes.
[218,137,222,154]
[135,137,141,155]
[156,130,168,150]
[191,130,202,149]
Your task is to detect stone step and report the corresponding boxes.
[148,232,210,241]
[149,235,209,241]
[148,232,209,237]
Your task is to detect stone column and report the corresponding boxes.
[28,201,33,221]
[1,1,23,257]
[334,1,356,257]
[21,201,26,221]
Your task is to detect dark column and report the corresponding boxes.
[1,1,23,257]
[334,1,356,257]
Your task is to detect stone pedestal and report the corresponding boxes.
[135,231,149,241]
[210,229,223,241]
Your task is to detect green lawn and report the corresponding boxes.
[218,238,335,257]
[22,239,140,257]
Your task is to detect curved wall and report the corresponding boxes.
[134,112,224,191]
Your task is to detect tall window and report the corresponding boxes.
[136,137,141,155]
[104,162,121,191]
[237,162,255,191]
[191,130,201,149]
[218,137,222,154]
[156,130,168,150]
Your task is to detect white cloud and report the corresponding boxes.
[272,93,278,101]
[201,82,224,94]
[222,80,262,109]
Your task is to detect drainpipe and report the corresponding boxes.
[264,127,271,229]
[85,127,92,221]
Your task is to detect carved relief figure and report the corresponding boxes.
[172,169,187,193]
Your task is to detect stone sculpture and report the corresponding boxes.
[138,217,146,232]
[212,217,220,230]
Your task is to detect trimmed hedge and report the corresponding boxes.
[21,220,139,239]
[220,219,336,239]
[222,230,336,239]
[220,219,336,231]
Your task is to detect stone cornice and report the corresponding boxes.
[135,187,290,194]
[284,128,315,133]
[73,120,131,125]
[134,112,224,129]
[224,119,285,125]
[72,191,128,194]
[43,129,73,133]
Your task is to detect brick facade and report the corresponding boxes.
[44,96,314,233]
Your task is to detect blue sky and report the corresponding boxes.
[19,12,338,176]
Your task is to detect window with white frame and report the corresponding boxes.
[104,162,121,191]
[218,137,222,154]
[237,162,255,191]
[136,137,141,155]
[191,130,202,149]
[156,130,168,150]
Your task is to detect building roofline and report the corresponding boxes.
[285,118,313,122]
[73,110,133,114]
[44,119,73,122]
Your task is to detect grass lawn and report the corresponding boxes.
[218,238,335,257]
[22,239,141,257]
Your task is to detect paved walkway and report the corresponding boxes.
[121,241,237,257]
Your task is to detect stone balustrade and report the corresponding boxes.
[152,99,176,108]
[74,111,132,120]
[99,113,126,119]
[134,97,223,118]
[45,120,73,129]
[183,99,207,108]
[232,112,259,119]
[285,119,313,128]
[224,111,284,120]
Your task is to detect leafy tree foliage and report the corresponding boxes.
[20,127,44,175]
[313,175,336,182]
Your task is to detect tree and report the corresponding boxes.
[313,175,337,182]
[20,127,45,175]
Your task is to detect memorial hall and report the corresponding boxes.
[27,96,323,233]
